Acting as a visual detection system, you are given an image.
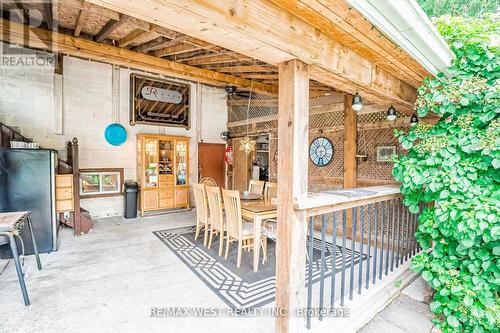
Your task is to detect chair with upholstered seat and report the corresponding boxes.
[192,184,210,246]
[221,189,259,267]
[248,179,265,195]
[206,186,225,256]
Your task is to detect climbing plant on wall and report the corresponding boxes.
[393,14,499,333]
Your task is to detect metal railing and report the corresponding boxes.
[301,188,422,329]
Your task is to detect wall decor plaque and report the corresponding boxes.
[376,145,396,162]
[130,74,190,129]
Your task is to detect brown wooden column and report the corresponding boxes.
[344,94,357,188]
[344,95,357,235]
[276,59,309,333]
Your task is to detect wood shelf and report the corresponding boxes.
[137,134,190,216]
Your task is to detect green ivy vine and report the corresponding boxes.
[392,14,499,332]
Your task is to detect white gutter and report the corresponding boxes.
[346,0,455,76]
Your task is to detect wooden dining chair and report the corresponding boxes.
[248,179,265,195]
[221,189,257,267]
[192,183,210,246]
[263,181,278,201]
[200,177,217,187]
[206,186,225,256]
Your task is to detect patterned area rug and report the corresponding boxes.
[154,227,364,310]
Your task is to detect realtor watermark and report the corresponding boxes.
[150,307,350,318]
[1,0,57,68]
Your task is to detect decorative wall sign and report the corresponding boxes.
[104,123,127,146]
[130,74,190,128]
[376,146,396,162]
[309,137,334,167]
[141,86,183,104]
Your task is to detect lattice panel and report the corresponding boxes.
[309,111,344,128]
[255,120,278,131]
[358,110,406,124]
[357,128,405,180]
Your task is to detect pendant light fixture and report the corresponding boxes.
[239,80,256,155]
[220,131,231,141]
[410,113,419,126]
[352,91,363,112]
[386,105,397,121]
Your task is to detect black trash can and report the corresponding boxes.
[124,181,139,219]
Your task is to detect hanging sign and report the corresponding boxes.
[224,146,233,165]
[141,86,183,104]
[130,74,190,129]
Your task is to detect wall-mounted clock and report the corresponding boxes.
[309,137,334,167]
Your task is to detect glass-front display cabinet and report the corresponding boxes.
[137,134,190,215]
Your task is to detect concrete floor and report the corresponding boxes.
[0,211,433,333]
[359,277,435,333]
[0,211,274,333]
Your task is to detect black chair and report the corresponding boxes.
[0,211,42,306]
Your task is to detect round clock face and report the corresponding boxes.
[309,137,334,167]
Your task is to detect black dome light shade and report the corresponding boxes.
[352,91,363,111]
[220,131,231,141]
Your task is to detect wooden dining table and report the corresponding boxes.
[240,198,277,272]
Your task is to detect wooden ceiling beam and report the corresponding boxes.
[118,29,150,47]
[0,18,277,96]
[212,65,277,73]
[86,0,418,108]
[268,0,428,87]
[239,74,279,80]
[44,1,57,31]
[183,53,253,66]
[94,14,129,42]
[153,42,201,57]
[74,0,92,37]
[133,37,169,53]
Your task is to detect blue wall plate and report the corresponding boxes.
[104,123,127,146]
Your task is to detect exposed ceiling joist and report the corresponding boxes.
[94,14,129,42]
[268,0,428,87]
[153,42,200,57]
[118,29,150,47]
[0,18,277,96]
[211,65,277,73]
[85,0,418,110]
[184,53,253,66]
[74,0,92,37]
[43,1,57,31]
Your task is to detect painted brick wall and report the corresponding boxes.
[0,54,227,218]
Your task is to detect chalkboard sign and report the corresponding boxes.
[130,74,190,129]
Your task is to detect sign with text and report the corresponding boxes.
[130,74,190,129]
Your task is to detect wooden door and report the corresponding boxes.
[232,138,254,192]
[142,189,158,210]
[198,143,225,187]
[175,187,189,207]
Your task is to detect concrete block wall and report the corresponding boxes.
[0,54,228,218]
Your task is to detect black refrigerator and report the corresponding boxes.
[0,148,59,256]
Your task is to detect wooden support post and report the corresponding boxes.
[276,59,309,333]
[71,137,81,236]
[344,95,357,235]
[343,94,357,188]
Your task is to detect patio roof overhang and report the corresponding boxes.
[0,0,453,115]
[86,0,427,113]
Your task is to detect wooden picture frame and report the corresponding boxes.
[79,168,124,198]
[130,73,190,129]
[376,146,396,162]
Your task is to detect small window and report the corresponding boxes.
[79,169,123,198]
